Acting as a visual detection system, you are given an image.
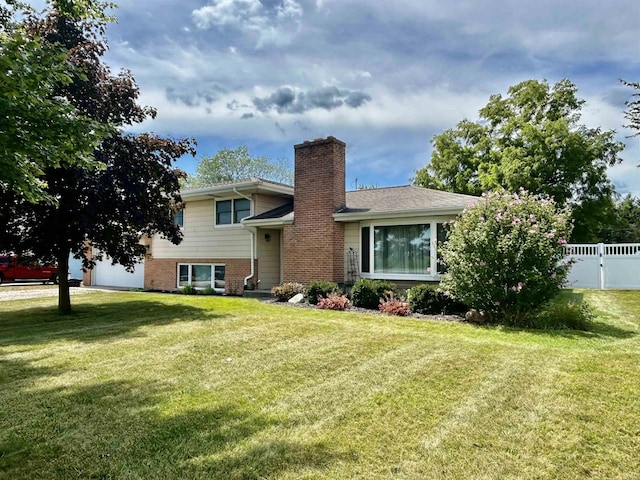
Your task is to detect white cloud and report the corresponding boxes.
[192,0,263,29]
[277,0,303,20]
[191,0,303,48]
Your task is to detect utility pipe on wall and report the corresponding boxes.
[234,187,256,287]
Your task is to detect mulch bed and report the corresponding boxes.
[260,297,465,323]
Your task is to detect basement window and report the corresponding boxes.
[178,264,225,291]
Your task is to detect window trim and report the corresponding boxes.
[177,263,226,291]
[215,197,253,227]
[359,219,449,281]
[173,208,184,228]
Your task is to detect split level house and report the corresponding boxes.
[82,136,477,292]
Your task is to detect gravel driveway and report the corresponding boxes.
[0,287,114,301]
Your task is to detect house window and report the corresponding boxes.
[216,200,232,225]
[178,264,226,291]
[173,209,184,228]
[374,224,431,274]
[234,198,250,223]
[360,221,451,279]
[216,198,251,225]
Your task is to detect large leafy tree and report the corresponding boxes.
[621,79,639,137]
[599,195,640,243]
[0,0,107,203]
[0,2,195,314]
[186,146,292,187]
[413,79,625,242]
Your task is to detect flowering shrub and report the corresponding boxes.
[378,292,410,316]
[439,190,573,325]
[316,293,351,310]
[406,284,467,315]
[307,281,341,305]
[271,282,305,301]
[350,278,398,309]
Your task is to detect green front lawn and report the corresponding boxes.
[1,290,638,479]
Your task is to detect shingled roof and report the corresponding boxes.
[243,185,477,226]
[334,185,478,220]
[336,185,477,217]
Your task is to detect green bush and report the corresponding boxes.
[271,282,305,301]
[350,278,398,309]
[307,281,341,305]
[440,190,573,325]
[406,284,467,315]
[530,301,595,330]
[202,286,216,295]
[179,285,198,295]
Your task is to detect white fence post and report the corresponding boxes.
[599,242,604,290]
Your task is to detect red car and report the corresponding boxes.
[0,255,58,285]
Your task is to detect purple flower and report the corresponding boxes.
[512,218,521,225]
[529,214,536,223]
[558,238,567,245]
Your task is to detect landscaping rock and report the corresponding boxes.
[288,293,305,304]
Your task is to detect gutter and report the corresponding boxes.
[234,187,255,288]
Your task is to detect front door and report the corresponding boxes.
[257,229,281,290]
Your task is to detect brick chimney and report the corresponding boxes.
[283,136,346,285]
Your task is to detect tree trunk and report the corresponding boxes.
[57,249,71,315]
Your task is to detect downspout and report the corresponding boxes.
[234,187,255,288]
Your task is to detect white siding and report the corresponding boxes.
[344,222,360,280]
[152,198,251,259]
[254,194,290,216]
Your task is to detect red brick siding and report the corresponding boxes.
[144,257,257,294]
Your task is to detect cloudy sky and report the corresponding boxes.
[53,1,640,194]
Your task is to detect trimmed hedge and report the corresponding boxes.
[406,284,467,315]
[307,281,341,305]
[350,278,398,309]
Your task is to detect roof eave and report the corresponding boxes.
[181,180,293,200]
[333,206,465,222]
[242,217,294,227]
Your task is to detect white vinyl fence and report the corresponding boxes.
[564,243,640,290]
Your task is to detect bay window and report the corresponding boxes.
[374,224,431,274]
[360,221,449,279]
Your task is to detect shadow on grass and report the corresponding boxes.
[0,300,227,347]
[0,379,343,479]
[475,320,636,340]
